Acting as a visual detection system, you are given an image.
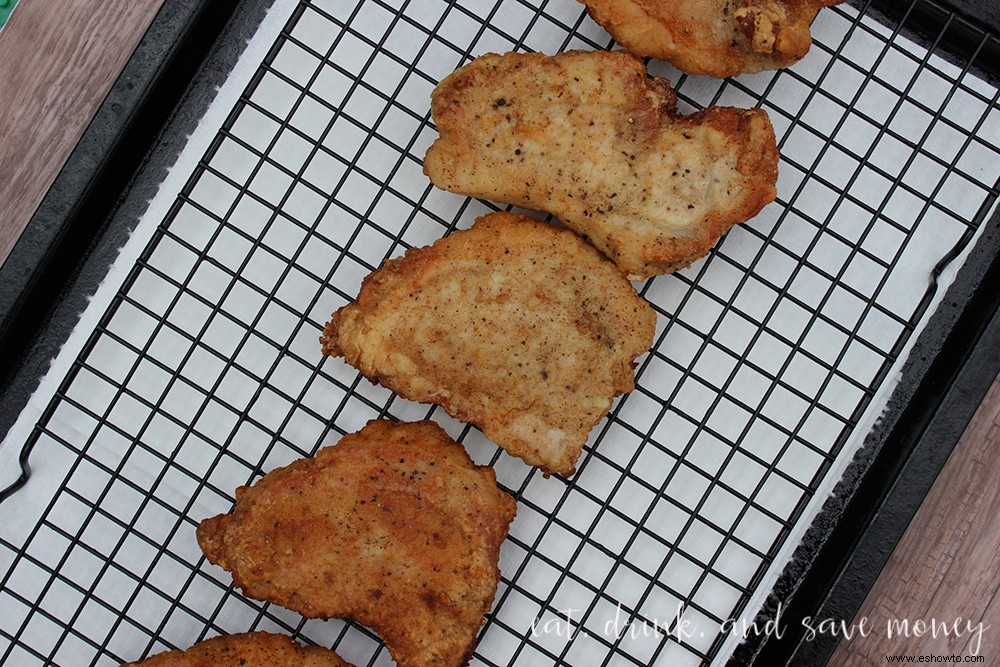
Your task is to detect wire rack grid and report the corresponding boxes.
[1,0,999,665]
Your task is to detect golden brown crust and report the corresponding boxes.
[320,212,656,476]
[197,420,516,667]
[579,0,843,76]
[121,631,354,667]
[423,51,778,280]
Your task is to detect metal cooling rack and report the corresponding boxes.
[1,0,999,666]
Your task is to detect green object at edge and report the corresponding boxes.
[0,0,20,31]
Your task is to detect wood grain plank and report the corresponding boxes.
[828,373,1000,663]
[0,0,165,266]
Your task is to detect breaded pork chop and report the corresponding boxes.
[423,50,778,280]
[197,420,516,667]
[579,0,842,77]
[320,212,656,476]
[122,632,353,667]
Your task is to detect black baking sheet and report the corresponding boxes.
[1,1,999,666]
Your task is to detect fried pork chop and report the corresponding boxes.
[579,0,842,77]
[122,632,353,667]
[320,212,656,476]
[423,50,778,280]
[197,420,516,667]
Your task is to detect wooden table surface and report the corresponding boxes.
[1,0,998,664]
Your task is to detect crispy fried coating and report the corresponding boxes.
[122,632,353,667]
[197,420,516,667]
[320,212,656,476]
[423,51,778,280]
[579,0,842,76]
